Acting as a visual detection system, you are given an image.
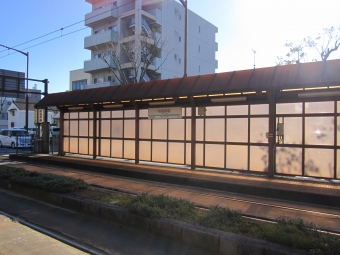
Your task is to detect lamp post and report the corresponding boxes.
[0,44,29,130]
[179,0,188,77]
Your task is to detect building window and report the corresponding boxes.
[179,36,181,42]
[11,111,15,117]
[199,26,201,33]
[199,65,201,73]
[108,76,111,82]
[94,78,97,84]
[179,15,181,20]
[72,80,87,90]
[11,122,14,128]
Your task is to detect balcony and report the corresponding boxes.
[82,81,119,90]
[84,30,118,49]
[84,58,117,73]
[85,5,118,27]
[148,57,162,73]
[145,9,162,29]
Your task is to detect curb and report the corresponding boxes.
[0,180,307,255]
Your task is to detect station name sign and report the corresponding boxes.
[148,107,182,119]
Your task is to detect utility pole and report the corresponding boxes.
[252,49,256,69]
[179,0,188,77]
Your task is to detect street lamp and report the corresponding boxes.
[179,0,188,77]
[0,44,29,130]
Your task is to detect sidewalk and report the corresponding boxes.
[6,153,340,234]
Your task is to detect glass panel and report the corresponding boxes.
[185,119,191,141]
[69,138,78,153]
[338,117,340,146]
[250,146,268,172]
[186,107,191,117]
[338,102,340,113]
[251,104,269,115]
[280,117,302,144]
[152,119,167,140]
[305,148,334,178]
[196,119,204,141]
[206,119,224,142]
[226,145,247,170]
[89,120,93,137]
[79,120,89,137]
[169,119,185,140]
[227,105,248,116]
[79,112,88,119]
[124,120,135,138]
[140,119,151,139]
[205,144,224,168]
[139,109,148,118]
[64,112,69,119]
[206,106,225,116]
[101,120,111,137]
[112,120,123,138]
[152,142,167,162]
[89,139,93,155]
[168,142,184,164]
[124,140,135,159]
[337,150,340,179]
[182,108,185,117]
[276,103,302,114]
[196,143,203,166]
[112,110,123,118]
[63,137,69,152]
[89,112,93,119]
[125,110,135,118]
[79,138,88,154]
[305,117,334,145]
[305,101,334,114]
[227,118,248,143]
[276,147,302,175]
[111,139,123,158]
[101,111,110,118]
[140,141,151,161]
[100,139,110,157]
[250,118,268,143]
[186,143,191,165]
[70,120,79,136]
[64,121,69,136]
[70,112,78,119]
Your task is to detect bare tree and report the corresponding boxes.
[276,42,307,65]
[96,30,172,85]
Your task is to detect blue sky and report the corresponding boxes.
[1,0,339,94]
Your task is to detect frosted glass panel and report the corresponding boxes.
[152,119,167,140]
[63,137,69,152]
[305,101,334,114]
[64,113,69,119]
[64,121,69,136]
[338,117,340,146]
[169,119,185,140]
[251,104,269,115]
[250,118,268,143]
[276,147,302,175]
[196,143,203,166]
[186,143,191,165]
[276,103,302,114]
[79,112,88,119]
[152,142,167,162]
[168,142,184,164]
[196,119,204,141]
[69,138,78,153]
[140,109,148,118]
[139,141,151,161]
[305,148,334,178]
[282,118,302,144]
[79,120,89,137]
[206,106,225,116]
[79,138,89,155]
[89,120,93,137]
[111,139,122,158]
[70,121,79,136]
[89,139,93,155]
[101,111,110,118]
[70,112,78,119]
[337,150,340,179]
[101,120,111,137]
[250,146,268,172]
[124,140,135,159]
[226,145,247,170]
[206,119,224,142]
[227,105,248,116]
[227,118,248,142]
[125,110,135,118]
[140,119,151,139]
[305,117,334,145]
[186,107,191,117]
[89,112,93,118]
[112,110,123,118]
[185,119,191,141]
[205,144,224,168]
[124,120,135,138]
[100,139,110,157]
[111,120,123,138]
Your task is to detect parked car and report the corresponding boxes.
[50,127,60,138]
[0,128,32,148]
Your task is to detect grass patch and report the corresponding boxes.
[0,165,88,193]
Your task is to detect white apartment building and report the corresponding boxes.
[71,0,218,90]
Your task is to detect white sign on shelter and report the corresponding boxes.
[148,107,182,119]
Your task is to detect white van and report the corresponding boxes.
[50,127,60,137]
[0,128,32,148]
